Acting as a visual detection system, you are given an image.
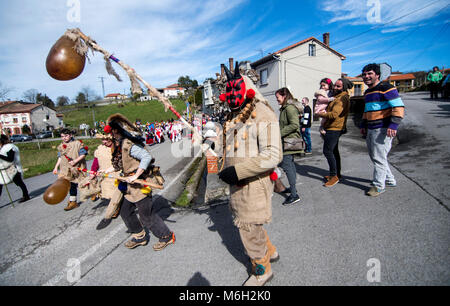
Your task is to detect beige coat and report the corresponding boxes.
[94,144,119,199]
[57,140,87,183]
[220,92,283,229]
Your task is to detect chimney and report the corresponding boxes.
[229,58,234,72]
[220,64,225,77]
[323,33,330,47]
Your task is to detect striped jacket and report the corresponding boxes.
[362,82,405,130]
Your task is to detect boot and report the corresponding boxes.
[124,230,149,249]
[64,201,79,211]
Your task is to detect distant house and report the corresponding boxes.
[0,101,63,135]
[251,33,346,112]
[105,93,127,100]
[346,76,367,97]
[386,73,416,92]
[163,84,186,98]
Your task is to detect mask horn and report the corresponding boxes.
[224,65,233,81]
[234,61,241,79]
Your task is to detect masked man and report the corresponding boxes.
[217,62,283,286]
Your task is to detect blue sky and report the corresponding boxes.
[0,0,449,102]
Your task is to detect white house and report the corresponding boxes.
[0,101,63,135]
[163,84,186,98]
[105,93,127,101]
[251,33,346,112]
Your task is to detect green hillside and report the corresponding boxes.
[60,99,190,128]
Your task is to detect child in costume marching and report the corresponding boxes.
[52,128,87,211]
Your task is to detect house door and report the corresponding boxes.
[14,127,21,134]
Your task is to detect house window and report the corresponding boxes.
[354,84,362,96]
[13,118,18,124]
[22,117,27,123]
[309,44,316,56]
[260,69,268,86]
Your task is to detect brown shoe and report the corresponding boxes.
[324,175,339,187]
[124,230,149,249]
[64,201,79,211]
[153,232,175,251]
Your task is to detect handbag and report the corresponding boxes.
[274,178,286,193]
[283,137,304,151]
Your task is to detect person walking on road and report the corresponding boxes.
[427,66,443,99]
[276,87,303,205]
[108,113,175,251]
[361,63,405,197]
[300,97,312,154]
[315,79,351,187]
[0,134,30,203]
[217,62,282,286]
[52,129,87,211]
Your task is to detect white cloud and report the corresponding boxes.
[321,0,449,28]
[0,0,250,101]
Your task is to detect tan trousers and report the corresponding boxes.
[104,189,123,219]
[239,224,277,274]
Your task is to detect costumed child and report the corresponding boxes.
[52,128,87,211]
[217,62,283,286]
[107,113,174,250]
[314,78,334,135]
[80,126,124,230]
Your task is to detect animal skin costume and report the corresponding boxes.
[217,62,283,286]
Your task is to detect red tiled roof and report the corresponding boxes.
[105,93,121,97]
[274,37,346,59]
[389,73,416,81]
[0,101,41,114]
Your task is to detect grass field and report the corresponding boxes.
[61,99,190,128]
[15,98,191,179]
[17,138,101,179]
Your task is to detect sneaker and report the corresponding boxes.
[386,181,397,187]
[125,230,149,249]
[305,152,312,155]
[282,194,300,206]
[324,176,339,187]
[243,270,273,286]
[366,186,385,197]
[280,187,291,194]
[153,232,175,251]
[96,218,112,230]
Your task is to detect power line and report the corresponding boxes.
[398,22,449,71]
[284,0,448,63]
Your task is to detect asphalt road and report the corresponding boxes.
[0,92,448,286]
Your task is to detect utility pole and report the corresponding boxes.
[98,76,105,98]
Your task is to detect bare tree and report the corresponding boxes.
[22,88,39,103]
[0,81,13,101]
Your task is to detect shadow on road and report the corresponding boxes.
[294,164,371,191]
[186,272,211,286]
[428,104,450,118]
[194,204,252,275]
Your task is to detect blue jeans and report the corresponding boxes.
[301,128,312,152]
[278,154,298,197]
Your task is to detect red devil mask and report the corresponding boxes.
[223,62,246,111]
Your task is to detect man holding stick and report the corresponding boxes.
[107,113,175,250]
